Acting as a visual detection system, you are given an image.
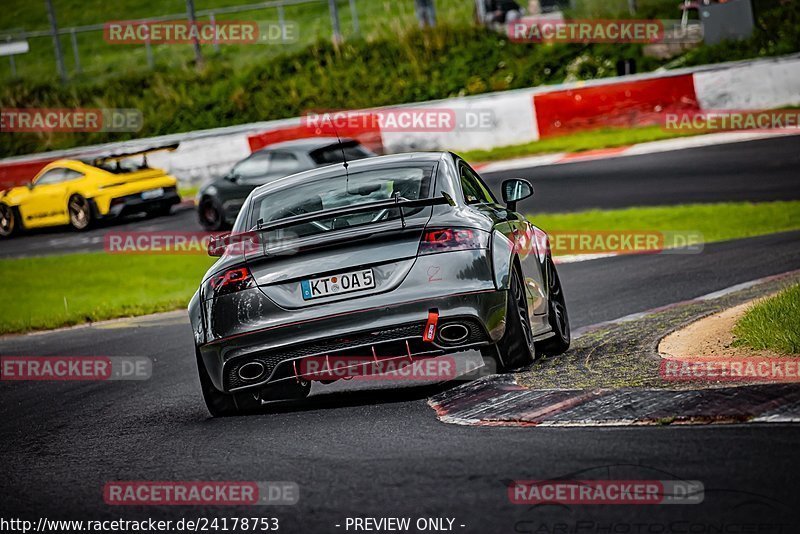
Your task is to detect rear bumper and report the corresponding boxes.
[197,289,507,393]
[102,187,180,218]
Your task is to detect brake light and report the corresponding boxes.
[418,228,488,255]
[205,266,255,297]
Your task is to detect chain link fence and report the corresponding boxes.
[0,0,361,82]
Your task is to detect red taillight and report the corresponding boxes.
[418,228,487,255]
[206,266,255,297]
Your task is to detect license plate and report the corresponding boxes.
[141,188,164,200]
[301,269,375,300]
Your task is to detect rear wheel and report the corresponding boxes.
[0,204,18,238]
[198,197,228,231]
[196,350,261,417]
[484,267,535,372]
[68,194,92,231]
[536,257,571,355]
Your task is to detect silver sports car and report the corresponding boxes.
[188,151,570,416]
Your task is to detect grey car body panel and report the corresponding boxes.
[189,151,555,393]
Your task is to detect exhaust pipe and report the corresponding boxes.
[237,361,266,381]
[438,323,470,344]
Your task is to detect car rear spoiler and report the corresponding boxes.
[253,192,456,233]
[208,192,455,256]
[84,142,181,165]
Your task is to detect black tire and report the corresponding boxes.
[198,197,229,231]
[0,204,18,238]
[536,257,571,356]
[195,349,261,417]
[68,194,92,231]
[484,267,535,372]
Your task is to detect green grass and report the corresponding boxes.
[461,125,704,163]
[0,0,474,82]
[733,284,800,354]
[178,185,199,200]
[529,201,800,254]
[0,253,213,334]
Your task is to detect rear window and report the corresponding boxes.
[310,141,372,165]
[250,163,435,237]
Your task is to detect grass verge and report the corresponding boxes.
[733,284,800,355]
[461,125,704,163]
[0,253,213,335]
[2,201,798,336]
[530,201,800,254]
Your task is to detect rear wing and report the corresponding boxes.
[83,142,180,166]
[252,192,456,233]
[208,192,455,257]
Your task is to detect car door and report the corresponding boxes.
[457,159,548,320]
[221,151,274,220]
[18,168,71,227]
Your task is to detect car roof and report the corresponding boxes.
[251,151,450,197]
[258,137,358,152]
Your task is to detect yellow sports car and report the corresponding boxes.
[0,144,181,237]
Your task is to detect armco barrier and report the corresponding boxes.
[0,158,58,191]
[1,55,798,190]
[246,114,384,154]
[533,74,699,137]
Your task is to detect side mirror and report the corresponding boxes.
[501,178,533,212]
[207,233,230,257]
[27,182,34,190]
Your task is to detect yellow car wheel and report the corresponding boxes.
[68,194,92,231]
[0,204,17,238]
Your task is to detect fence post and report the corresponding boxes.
[6,35,17,77]
[277,4,286,44]
[185,0,204,67]
[44,0,67,82]
[328,0,342,44]
[209,14,220,53]
[349,0,359,35]
[70,28,81,73]
[145,37,154,68]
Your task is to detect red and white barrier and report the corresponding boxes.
[1,54,798,190]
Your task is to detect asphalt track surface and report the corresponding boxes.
[2,137,800,531]
[2,135,799,258]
